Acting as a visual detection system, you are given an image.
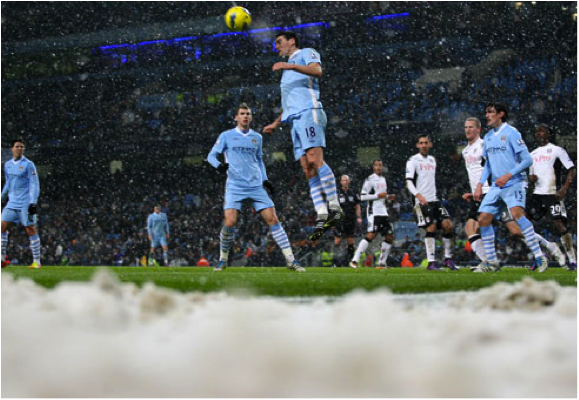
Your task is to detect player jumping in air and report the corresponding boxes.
[263,31,343,242]
[1,139,41,269]
[474,102,548,272]
[208,103,304,272]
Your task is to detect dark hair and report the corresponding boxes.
[372,159,383,165]
[275,31,300,48]
[416,134,431,143]
[536,123,550,134]
[486,102,509,122]
[11,139,24,147]
[236,102,251,115]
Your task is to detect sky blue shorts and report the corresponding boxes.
[289,108,327,161]
[150,235,168,248]
[1,206,36,227]
[224,186,274,212]
[478,182,526,216]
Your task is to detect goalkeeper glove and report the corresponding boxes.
[28,204,37,215]
[263,180,275,197]
[217,163,229,174]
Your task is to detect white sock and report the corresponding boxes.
[443,236,453,259]
[378,241,391,265]
[561,233,576,263]
[425,236,435,262]
[352,239,369,263]
[470,237,487,261]
[282,248,295,265]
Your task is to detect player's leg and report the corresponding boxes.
[345,237,356,268]
[552,202,576,269]
[161,244,169,267]
[477,187,504,271]
[259,207,304,272]
[438,204,458,270]
[254,188,303,271]
[350,215,376,268]
[1,219,12,268]
[424,225,442,271]
[333,233,343,267]
[20,207,41,269]
[148,245,156,266]
[510,204,547,272]
[376,217,394,269]
[216,208,238,270]
[25,225,41,268]
[478,212,499,271]
[465,201,487,262]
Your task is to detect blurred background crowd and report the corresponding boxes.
[2,2,576,267]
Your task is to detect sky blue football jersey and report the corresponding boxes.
[147,212,169,236]
[1,156,40,208]
[207,127,268,189]
[281,48,323,122]
[482,123,530,188]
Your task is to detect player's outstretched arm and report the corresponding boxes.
[557,167,576,200]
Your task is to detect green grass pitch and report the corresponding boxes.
[2,266,576,297]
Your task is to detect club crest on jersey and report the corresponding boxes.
[547,148,552,153]
[501,135,506,141]
[19,166,23,170]
[252,139,258,144]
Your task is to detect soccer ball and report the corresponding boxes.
[224,6,252,31]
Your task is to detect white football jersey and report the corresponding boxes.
[530,143,575,195]
[406,153,438,204]
[360,173,388,216]
[462,138,490,194]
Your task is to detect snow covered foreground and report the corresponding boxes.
[2,270,576,398]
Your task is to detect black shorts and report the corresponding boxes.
[367,215,393,236]
[334,219,356,238]
[414,201,451,228]
[467,199,482,221]
[527,194,568,221]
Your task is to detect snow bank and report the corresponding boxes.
[2,270,576,397]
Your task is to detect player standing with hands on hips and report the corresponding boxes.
[263,31,343,242]
[1,139,41,269]
[474,103,548,272]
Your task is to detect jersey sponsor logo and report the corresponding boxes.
[487,146,507,153]
[465,155,480,163]
[419,164,436,171]
[232,146,257,154]
[534,155,552,163]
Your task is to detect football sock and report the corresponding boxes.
[1,232,7,262]
[308,175,328,219]
[352,239,369,263]
[468,234,487,261]
[560,232,576,263]
[442,233,453,259]
[270,223,294,264]
[347,244,355,264]
[148,251,155,266]
[378,241,391,265]
[534,233,557,255]
[480,225,498,262]
[163,252,168,265]
[516,216,543,258]
[317,163,339,209]
[29,234,41,264]
[220,226,236,262]
[425,233,436,262]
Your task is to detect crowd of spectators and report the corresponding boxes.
[2,2,576,267]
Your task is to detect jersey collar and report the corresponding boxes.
[289,49,301,60]
[492,122,508,136]
[235,127,251,135]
